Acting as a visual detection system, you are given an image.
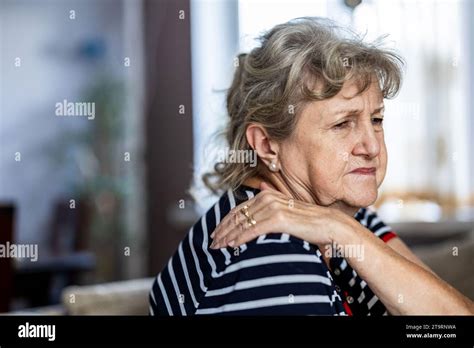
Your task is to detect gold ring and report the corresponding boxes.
[240,205,250,218]
[247,216,257,226]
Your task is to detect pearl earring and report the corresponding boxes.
[268,160,278,172]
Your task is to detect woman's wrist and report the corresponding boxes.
[326,208,365,246]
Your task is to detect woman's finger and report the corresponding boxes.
[210,195,271,248]
[210,197,257,239]
[210,189,289,248]
[226,212,274,247]
[213,199,285,248]
[214,205,270,248]
[211,207,259,248]
[210,190,271,240]
[229,215,275,247]
[223,196,305,248]
[210,209,237,240]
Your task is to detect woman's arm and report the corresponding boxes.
[386,237,436,275]
[336,214,474,315]
[210,187,474,315]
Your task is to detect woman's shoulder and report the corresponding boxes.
[199,186,320,257]
[355,207,397,243]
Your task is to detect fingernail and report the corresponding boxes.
[228,240,235,247]
[210,232,215,238]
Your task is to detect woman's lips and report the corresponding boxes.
[349,167,376,175]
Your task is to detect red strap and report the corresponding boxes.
[343,301,353,316]
[343,291,353,316]
[381,231,397,243]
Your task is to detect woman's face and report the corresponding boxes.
[279,78,387,211]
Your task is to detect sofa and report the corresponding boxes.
[7,230,474,315]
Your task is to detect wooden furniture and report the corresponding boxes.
[0,204,15,313]
[13,198,95,308]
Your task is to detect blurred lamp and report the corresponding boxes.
[344,0,362,10]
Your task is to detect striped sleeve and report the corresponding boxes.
[364,208,397,243]
[194,238,344,315]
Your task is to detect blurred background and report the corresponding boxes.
[0,0,473,315]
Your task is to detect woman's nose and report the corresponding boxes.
[352,123,381,158]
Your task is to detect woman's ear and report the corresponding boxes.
[246,123,280,169]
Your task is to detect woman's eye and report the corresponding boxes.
[334,121,349,129]
[372,117,384,125]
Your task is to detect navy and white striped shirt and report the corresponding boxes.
[149,185,397,316]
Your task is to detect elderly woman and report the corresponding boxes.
[150,17,474,315]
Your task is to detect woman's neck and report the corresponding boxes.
[243,175,359,217]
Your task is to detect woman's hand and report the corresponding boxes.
[210,184,474,314]
[210,182,349,249]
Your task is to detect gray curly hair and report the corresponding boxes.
[203,17,404,195]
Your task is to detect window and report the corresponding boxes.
[191,0,474,222]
